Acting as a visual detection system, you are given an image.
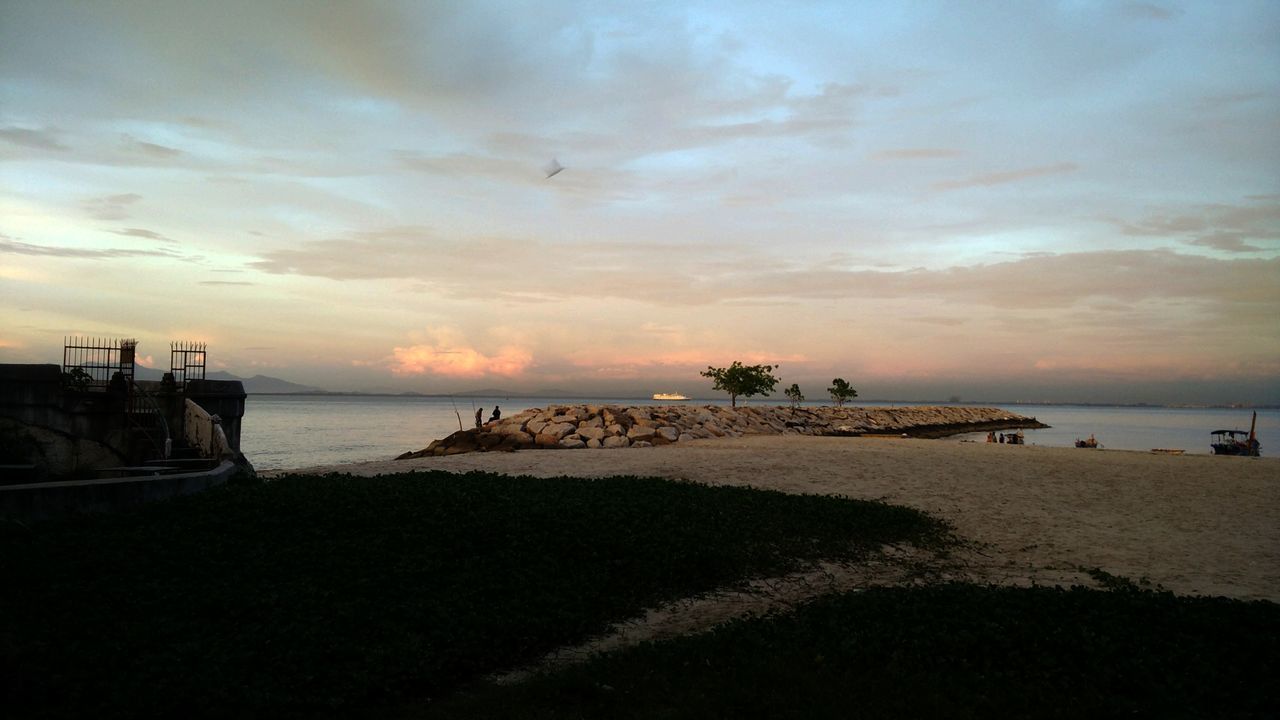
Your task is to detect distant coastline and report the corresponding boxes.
[242,391,1279,410]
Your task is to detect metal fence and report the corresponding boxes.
[62,337,137,390]
[170,341,207,387]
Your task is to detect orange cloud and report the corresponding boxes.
[391,340,532,378]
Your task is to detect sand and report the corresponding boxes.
[269,436,1280,602]
[271,437,1280,678]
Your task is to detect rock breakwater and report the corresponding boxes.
[396,405,1047,459]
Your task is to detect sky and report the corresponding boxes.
[2,1,1278,404]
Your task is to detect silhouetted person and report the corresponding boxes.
[489,406,501,423]
[474,408,483,428]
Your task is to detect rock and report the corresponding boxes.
[493,420,527,436]
[545,422,576,440]
[578,426,607,442]
[403,403,1044,457]
[627,425,656,442]
[505,430,533,445]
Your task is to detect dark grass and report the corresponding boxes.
[426,583,1280,720]
[0,470,944,719]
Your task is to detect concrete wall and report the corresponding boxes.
[0,460,240,522]
[0,364,249,480]
[184,398,234,460]
[0,364,253,519]
[185,379,245,450]
[0,364,130,477]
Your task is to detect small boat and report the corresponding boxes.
[652,392,690,401]
[1075,434,1099,449]
[1211,412,1261,456]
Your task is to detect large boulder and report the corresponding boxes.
[627,425,656,442]
[578,426,607,442]
[544,422,576,440]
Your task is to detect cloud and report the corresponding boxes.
[1116,201,1280,253]
[0,126,68,151]
[246,222,1280,325]
[198,280,255,286]
[112,228,175,243]
[874,148,961,160]
[391,328,532,378]
[932,163,1078,192]
[1122,3,1176,21]
[82,193,142,220]
[0,236,182,259]
[730,250,1280,316]
[119,134,182,159]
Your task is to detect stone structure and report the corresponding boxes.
[0,363,249,482]
[398,404,1048,459]
[0,360,255,521]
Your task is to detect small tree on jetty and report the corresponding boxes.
[701,362,780,408]
[784,383,804,412]
[828,378,858,407]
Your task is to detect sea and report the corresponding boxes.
[239,395,1278,471]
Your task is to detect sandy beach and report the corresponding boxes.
[271,436,1280,603]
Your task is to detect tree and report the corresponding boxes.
[701,361,780,408]
[784,383,804,412]
[828,378,858,407]
[62,367,92,392]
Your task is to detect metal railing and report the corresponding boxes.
[62,337,137,390]
[171,341,207,388]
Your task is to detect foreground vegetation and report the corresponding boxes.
[0,470,943,719]
[425,582,1278,719]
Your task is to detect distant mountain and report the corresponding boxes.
[132,366,324,394]
[207,371,325,394]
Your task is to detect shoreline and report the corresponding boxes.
[268,435,1280,602]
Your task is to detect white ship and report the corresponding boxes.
[652,392,691,401]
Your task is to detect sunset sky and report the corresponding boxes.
[2,1,1278,403]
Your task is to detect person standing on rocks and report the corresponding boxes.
[475,408,483,428]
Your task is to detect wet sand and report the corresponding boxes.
[268,436,1280,601]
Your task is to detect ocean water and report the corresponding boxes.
[238,395,1277,471]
